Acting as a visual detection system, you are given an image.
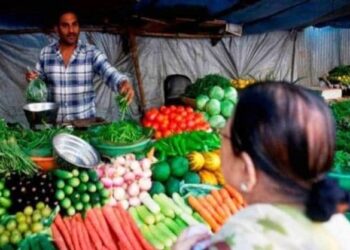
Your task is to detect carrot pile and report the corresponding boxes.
[188,184,246,232]
[52,204,154,250]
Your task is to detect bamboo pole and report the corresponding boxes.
[128,31,146,113]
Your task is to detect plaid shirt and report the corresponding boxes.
[36,40,128,122]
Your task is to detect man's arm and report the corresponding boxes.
[92,48,134,103]
[25,50,47,82]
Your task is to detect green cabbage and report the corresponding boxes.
[26,79,48,103]
[209,86,224,100]
[221,99,235,118]
[224,86,238,103]
[209,115,226,129]
[205,99,221,116]
[196,95,210,111]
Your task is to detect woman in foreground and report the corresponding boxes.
[173,82,350,250]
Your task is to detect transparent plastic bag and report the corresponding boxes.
[26,78,48,103]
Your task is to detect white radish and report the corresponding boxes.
[113,187,126,201]
[96,167,105,178]
[139,192,160,214]
[112,176,124,187]
[128,182,140,197]
[108,198,118,206]
[129,197,141,207]
[115,166,127,177]
[138,178,152,191]
[130,160,142,172]
[133,169,144,180]
[105,167,116,177]
[115,156,126,165]
[101,177,113,188]
[143,169,152,178]
[140,158,151,170]
[124,172,135,184]
[125,154,136,162]
[120,199,130,210]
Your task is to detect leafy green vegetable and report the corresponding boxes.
[205,99,221,116]
[333,150,350,173]
[115,94,129,121]
[195,95,210,111]
[92,120,152,145]
[209,86,224,100]
[26,79,48,103]
[220,99,235,118]
[208,115,226,129]
[184,74,231,98]
[224,86,238,103]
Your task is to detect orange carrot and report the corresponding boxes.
[79,217,94,250]
[188,196,220,232]
[52,224,68,250]
[205,195,226,220]
[113,206,144,250]
[86,209,115,250]
[224,184,244,204]
[116,204,154,250]
[54,215,74,250]
[102,206,133,250]
[93,208,117,249]
[225,198,238,214]
[85,218,103,250]
[71,217,81,250]
[221,203,232,219]
[198,197,225,225]
[212,189,224,204]
[75,214,91,250]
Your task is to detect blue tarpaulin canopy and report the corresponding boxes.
[1,0,350,34]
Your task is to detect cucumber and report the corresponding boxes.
[63,186,74,195]
[87,183,97,193]
[72,169,80,177]
[155,213,165,223]
[79,172,89,183]
[77,183,88,193]
[153,195,175,218]
[67,207,76,216]
[149,224,172,248]
[75,202,84,211]
[174,217,187,231]
[55,190,65,201]
[129,207,143,227]
[54,169,73,179]
[60,198,71,209]
[136,205,156,225]
[140,225,165,250]
[68,178,80,187]
[157,222,177,242]
[0,197,11,208]
[87,170,99,182]
[172,193,193,214]
[193,212,206,223]
[163,218,182,236]
[139,192,160,214]
[158,194,182,215]
[56,180,65,189]
[178,212,200,226]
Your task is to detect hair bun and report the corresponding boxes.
[306,177,349,222]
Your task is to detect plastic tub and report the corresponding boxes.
[31,156,56,171]
[92,138,151,157]
[328,171,350,191]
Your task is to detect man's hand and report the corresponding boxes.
[118,80,135,104]
[25,70,39,82]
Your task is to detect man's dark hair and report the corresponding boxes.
[54,6,80,25]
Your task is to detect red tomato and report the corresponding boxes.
[163,130,172,138]
[174,115,182,123]
[169,122,177,131]
[159,121,169,131]
[156,114,165,123]
[143,121,152,128]
[185,107,194,113]
[169,105,177,111]
[160,106,167,113]
[154,131,162,139]
[180,122,187,130]
[152,123,160,130]
[177,106,185,112]
[187,120,195,129]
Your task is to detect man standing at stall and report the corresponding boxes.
[26,8,134,122]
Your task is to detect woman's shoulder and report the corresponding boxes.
[209,204,350,250]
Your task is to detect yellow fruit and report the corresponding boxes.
[203,152,221,171]
[199,170,218,185]
[187,151,205,171]
[214,171,226,185]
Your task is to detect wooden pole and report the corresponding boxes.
[128,31,147,113]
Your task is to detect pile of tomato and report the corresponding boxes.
[142,105,210,139]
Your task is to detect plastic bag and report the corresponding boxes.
[26,78,48,103]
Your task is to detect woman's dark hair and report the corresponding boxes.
[230,81,348,221]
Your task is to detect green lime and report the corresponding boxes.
[75,202,83,211]
[36,202,46,210]
[67,207,76,216]
[23,206,34,216]
[83,203,92,211]
[31,222,43,233]
[60,198,71,209]
[81,193,90,204]
[0,225,4,234]
[87,183,97,193]
[17,223,29,234]
[32,211,42,222]
[64,185,74,195]
[77,183,87,193]
[55,190,65,201]
[2,189,10,198]
[79,172,89,183]
[16,214,26,224]
[10,231,22,245]
[41,207,52,218]
[88,170,99,182]
[72,169,80,177]
[6,220,17,231]
[0,234,9,246]
[69,178,80,187]
[0,182,4,190]
[56,180,65,189]
[100,189,110,198]
[96,182,104,190]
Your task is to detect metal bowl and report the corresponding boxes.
[23,102,59,129]
[53,133,100,168]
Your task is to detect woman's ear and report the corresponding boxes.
[241,152,257,192]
